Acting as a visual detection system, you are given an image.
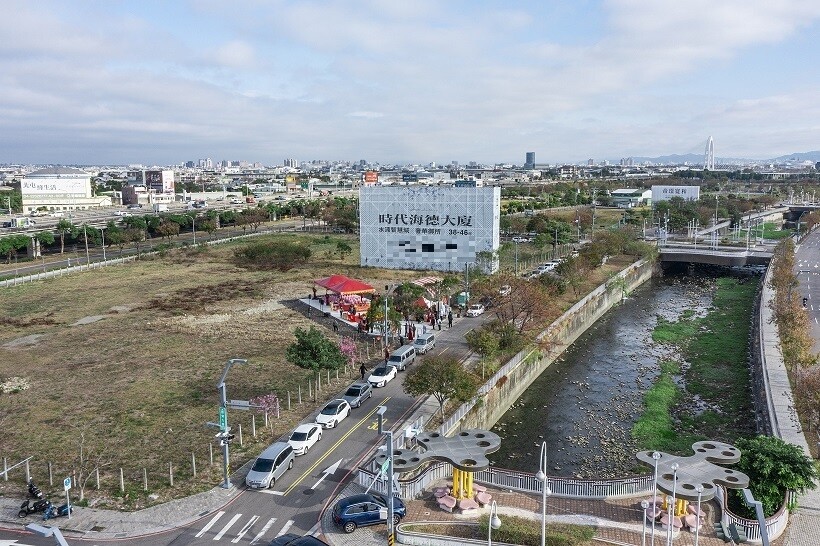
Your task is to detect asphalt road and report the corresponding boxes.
[0,217,324,279]
[794,228,820,352]
[0,307,481,546]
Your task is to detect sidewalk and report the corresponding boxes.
[0,484,242,540]
[320,481,788,546]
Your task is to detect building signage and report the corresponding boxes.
[651,185,700,202]
[359,186,500,273]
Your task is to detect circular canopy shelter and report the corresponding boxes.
[314,274,376,295]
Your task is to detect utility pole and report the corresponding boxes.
[376,406,395,546]
[211,359,247,489]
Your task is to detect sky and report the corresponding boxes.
[1,0,819,166]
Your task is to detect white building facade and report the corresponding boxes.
[359,186,500,273]
[20,167,111,213]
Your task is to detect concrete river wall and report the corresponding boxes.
[440,257,655,435]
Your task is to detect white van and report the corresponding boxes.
[245,442,294,488]
[387,345,416,371]
[413,333,436,354]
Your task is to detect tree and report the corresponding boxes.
[125,227,145,257]
[233,240,311,271]
[336,241,352,260]
[403,355,479,422]
[732,435,818,517]
[285,326,347,384]
[0,234,30,263]
[56,219,73,254]
[36,231,55,247]
[465,327,500,378]
[156,220,180,241]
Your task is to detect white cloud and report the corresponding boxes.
[0,1,819,164]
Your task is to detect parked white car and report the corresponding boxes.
[287,423,323,455]
[315,399,351,429]
[367,365,398,388]
[465,304,486,317]
[113,210,132,217]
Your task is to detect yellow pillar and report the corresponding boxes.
[661,493,668,510]
[465,471,473,499]
[452,468,461,499]
[676,498,687,517]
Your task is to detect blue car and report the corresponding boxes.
[332,493,406,533]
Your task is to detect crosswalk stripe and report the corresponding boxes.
[232,515,260,543]
[196,511,225,538]
[250,517,277,545]
[214,513,243,540]
[276,520,294,537]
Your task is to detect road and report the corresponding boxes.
[0,308,482,546]
[794,228,820,352]
[0,216,330,279]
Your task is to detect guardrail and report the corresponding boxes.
[714,485,790,542]
[0,255,138,287]
[473,466,653,500]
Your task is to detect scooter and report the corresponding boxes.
[42,501,72,521]
[27,478,44,499]
[18,498,50,518]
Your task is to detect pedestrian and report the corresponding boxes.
[399,334,405,346]
[383,346,390,363]
[448,311,453,328]
[332,321,338,333]
[437,319,442,331]
[360,364,367,380]
[422,323,427,335]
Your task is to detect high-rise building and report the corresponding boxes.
[524,152,536,169]
[284,158,299,168]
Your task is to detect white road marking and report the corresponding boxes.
[232,515,260,543]
[276,520,295,537]
[250,517,277,545]
[196,511,225,538]
[214,513,242,541]
[256,489,284,495]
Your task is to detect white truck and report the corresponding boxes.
[153,204,169,213]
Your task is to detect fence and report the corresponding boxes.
[0,226,288,289]
[714,485,790,542]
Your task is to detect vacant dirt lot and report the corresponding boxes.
[0,233,418,507]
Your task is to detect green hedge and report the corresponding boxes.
[478,514,595,546]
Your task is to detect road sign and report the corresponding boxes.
[228,399,251,411]
[380,458,390,474]
[219,406,227,430]
[63,477,71,491]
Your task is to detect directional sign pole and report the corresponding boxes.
[63,477,71,520]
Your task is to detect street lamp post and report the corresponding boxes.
[100,227,106,262]
[192,215,197,244]
[217,358,247,488]
[694,484,703,546]
[666,463,679,546]
[535,441,551,546]
[640,500,649,546]
[650,451,661,546]
[488,500,501,546]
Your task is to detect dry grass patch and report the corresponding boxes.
[0,233,420,508]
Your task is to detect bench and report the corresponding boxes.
[475,491,492,506]
[437,495,457,513]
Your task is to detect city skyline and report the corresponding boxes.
[1,1,819,166]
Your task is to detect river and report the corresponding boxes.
[488,269,756,479]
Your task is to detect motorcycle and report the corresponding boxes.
[42,501,72,521]
[18,498,50,518]
[27,478,44,499]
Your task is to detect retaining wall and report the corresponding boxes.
[443,257,654,434]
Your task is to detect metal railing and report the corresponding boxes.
[473,466,653,499]
[714,485,790,542]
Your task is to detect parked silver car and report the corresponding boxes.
[342,382,373,408]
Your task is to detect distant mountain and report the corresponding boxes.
[768,151,820,163]
[615,150,820,166]
[629,153,704,165]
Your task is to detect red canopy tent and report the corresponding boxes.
[314,274,376,295]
